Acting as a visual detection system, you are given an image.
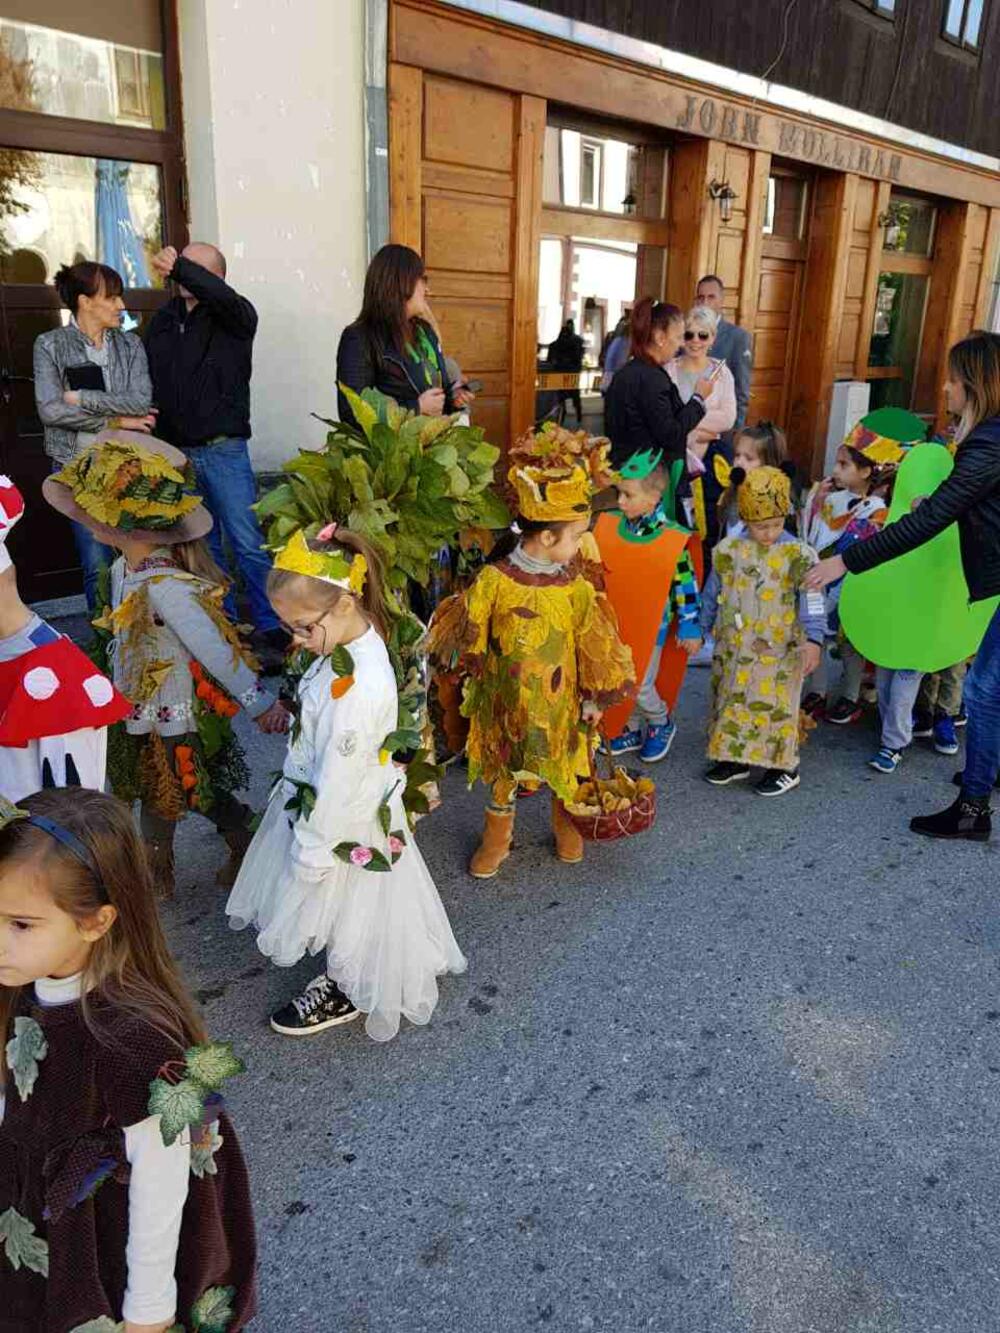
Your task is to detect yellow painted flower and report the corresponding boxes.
[760,588,775,602]
[783,609,796,625]
[759,678,773,696]
[736,669,750,686]
[768,552,785,569]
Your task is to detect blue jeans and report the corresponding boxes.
[962,604,1000,799]
[186,438,278,632]
[50,462,113,612]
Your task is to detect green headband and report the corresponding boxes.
[618,447,663,480]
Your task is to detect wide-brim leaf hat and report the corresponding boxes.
[43,429,213,546]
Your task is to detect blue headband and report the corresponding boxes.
[27,815,107,899]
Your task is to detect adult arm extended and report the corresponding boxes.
[843,435,1000,575]
[168,255,258,338]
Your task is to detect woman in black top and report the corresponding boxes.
[604,297,714,474]
[807,331,1000,843]
[336,244,474,427]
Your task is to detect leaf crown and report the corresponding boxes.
[273,528,367,593]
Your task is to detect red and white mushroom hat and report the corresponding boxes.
[0,476,25,574]
[0,637,132,746]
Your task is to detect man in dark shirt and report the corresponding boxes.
[147,244,284,657]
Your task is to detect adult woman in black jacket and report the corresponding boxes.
[336,244,473,426]
[807,331,1000,842]
[604,297,715,477]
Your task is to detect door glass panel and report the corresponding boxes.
[881,194,936,256]
[0,16,165,129]
[868,271,928,409]
[543,126,666,218]
[0,150,165,288]
[763,175,808,239]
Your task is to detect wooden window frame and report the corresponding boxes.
[940,0,988,51]
[852,0,897,17]
[0,0,187,301]
[579,137,603,211]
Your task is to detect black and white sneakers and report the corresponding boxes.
[704,761,751,786]
[755,768,801,797]
[270,974,361,1036]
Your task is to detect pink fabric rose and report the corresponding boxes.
[388,835,404,855]
[349,845,373,867]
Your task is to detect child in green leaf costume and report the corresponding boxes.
[0,787,256,1332]
[226,523,467,1041]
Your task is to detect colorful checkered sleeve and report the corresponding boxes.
[670,547,702,639]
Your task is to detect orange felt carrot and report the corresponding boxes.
[330,674,355,700]
[180,773,198,791]
[189,661,204,682]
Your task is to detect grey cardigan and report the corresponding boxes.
[33,324,153,464]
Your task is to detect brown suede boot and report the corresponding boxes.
[552,795,584,864]
[144,839,176,900]
[469,807,515,879]
[215,824,255,889]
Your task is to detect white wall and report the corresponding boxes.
[177,0,367,469]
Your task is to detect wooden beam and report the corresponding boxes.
[665,139,714,307]
[854,180,891,379]
[388,62,423,249]
[737,149,771,334]
[913,200,972,425]
[540,207,669,247]
[510,94,546,442]
[974,208,1000,327]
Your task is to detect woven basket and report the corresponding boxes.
[564,732,657,843]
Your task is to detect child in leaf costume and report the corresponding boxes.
[44,434,288,899]
[226,524,466,1041]
[427,426,635,878]
[0,787,256,1331]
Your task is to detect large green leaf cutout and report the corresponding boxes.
[6,1015,47,1102]
[840,442,1000,671]
[0,1206,49,1276]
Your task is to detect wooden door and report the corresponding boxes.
[749,170,810,427]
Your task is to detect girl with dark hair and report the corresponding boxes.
[335,243,475,426]
[603,297,715,491]
[0,785,257,1332]
[807,330,1000,840]
[33,260,156,609]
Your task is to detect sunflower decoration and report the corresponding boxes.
[52,441,200,533]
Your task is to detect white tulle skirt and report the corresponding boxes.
[226,781,467,1041]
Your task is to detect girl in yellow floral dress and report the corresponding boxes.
[701,465,824,797]
[428,426,635,878]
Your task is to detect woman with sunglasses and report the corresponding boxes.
[667,305,737,548]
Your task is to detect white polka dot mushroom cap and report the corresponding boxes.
[23,666,61,700]
[82,674,115,708]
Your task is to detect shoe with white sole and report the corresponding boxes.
[755,767,800,797]
[640,720,676,763]
[868,747,902,774]
[933,716,959,756]
[600,727,643,757]
[705,761,751,785]
[270,974,361,1036]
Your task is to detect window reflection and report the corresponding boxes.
[0,150,164,288]
[543,126,665,218]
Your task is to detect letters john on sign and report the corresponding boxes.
[676,93,902,183]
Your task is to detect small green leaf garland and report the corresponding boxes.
[190,1121,224,1179]
[0,1205,49,1276]
[147,1041,245,1148]
[5,1015,47,1102]
[283,777,318,826]
[332,782,407,872]
[68,1283,234,1333]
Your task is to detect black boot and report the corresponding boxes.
[911,794,992,842]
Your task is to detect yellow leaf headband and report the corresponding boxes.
[273,528,367,595]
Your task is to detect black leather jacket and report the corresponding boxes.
[604,356,706,470]
[843,416,1000,603]
[336,319,454,426]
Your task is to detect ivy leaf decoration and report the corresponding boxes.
[191,1283,236,1333]
[184,1041,245,1092]
[6,1015,47,1102]
[190,1121,224,1179]
[148,1076,210,1148]
[68,1319,124,1332]
[0,796,28,832]
[329,644,355,678]
[0,1206,49,1276]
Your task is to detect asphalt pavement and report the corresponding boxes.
[154,667,998,1333]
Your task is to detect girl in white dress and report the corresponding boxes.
[226,523,466,1041]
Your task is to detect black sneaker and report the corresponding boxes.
[825,697,863,726]
[270,975,361,1036]
[705,761,751,786]
[911,711,934,740]
[756,767,801,797]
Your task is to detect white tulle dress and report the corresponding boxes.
[226,627,466,1041]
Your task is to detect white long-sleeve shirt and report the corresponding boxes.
[0,972,191,1325]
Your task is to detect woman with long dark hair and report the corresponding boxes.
[807,330,1000,841]
[33,261,155,608]
[336,243,474,425]
[604,297,716,477]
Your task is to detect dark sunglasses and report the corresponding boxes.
[684,330,712,342]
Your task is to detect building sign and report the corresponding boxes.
[675,94,902,183]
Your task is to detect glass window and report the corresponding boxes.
[881,194,936,256]
[868,271,929,408]
[543,126,666,218]
[0,15,166,130]
[763,175,809,239]
[0,150,165,288]
[942,0,985,49]
[854,0,895,15]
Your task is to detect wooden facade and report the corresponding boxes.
[388,0,1000,477]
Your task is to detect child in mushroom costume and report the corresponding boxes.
[427,425,635,878]
[0,476,132,802]
[43,432,288,897]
